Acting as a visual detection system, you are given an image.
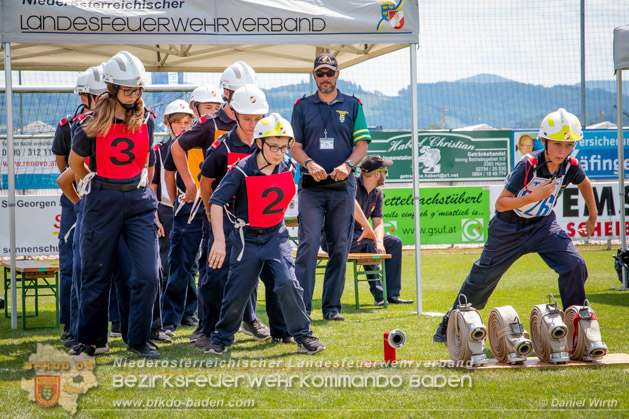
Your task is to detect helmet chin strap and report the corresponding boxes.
[258,139,273,171]
[111,85,136,112]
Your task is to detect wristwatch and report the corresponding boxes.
[345,160,355,170]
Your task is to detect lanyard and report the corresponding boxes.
[317,101,334,139]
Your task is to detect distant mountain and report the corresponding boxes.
[2,77,628,133]
[457,74,515,84]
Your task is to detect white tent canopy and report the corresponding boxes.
[1,0,417,72]
[1,0,424,328]
[613,24,628,289]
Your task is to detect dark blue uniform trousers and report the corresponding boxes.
[78,182,159,347]
[162,211,202,326]
[348,232,403,302]
[157,203,173,292]
[70,199,125,339]
[199,220,260,337]
[58,194,76,326]
[195,216,211,329]
[295,178,356,315]
[452,212,587,311]
[153,203,173,331]
[211,227,311,346]
[69,199,84,339]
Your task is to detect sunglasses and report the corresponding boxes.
[120,87,143,97]
[315,70,337,78]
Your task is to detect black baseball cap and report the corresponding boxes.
[314,53,338,72]
[361,155,393,173]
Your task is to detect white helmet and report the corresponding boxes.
[219,61,257,92]
[74,71,89,96]
[164,99,195,117]
[75,64,108,96]
[103,51,148,88]
[538,108,583,142]
[189,85,223,104]
[230,84,269,115]
[254,113,294,143]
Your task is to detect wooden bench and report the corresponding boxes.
[315,252,392,309]
[2,260,60,330]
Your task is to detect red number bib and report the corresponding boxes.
[245,171,296,228]
[227,152,251,170]
[95,123,149,179]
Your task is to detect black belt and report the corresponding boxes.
[243,223,283,235]
[99,181,142,192]
[496,211,542,224]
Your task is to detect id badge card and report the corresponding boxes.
[320,137,334,150]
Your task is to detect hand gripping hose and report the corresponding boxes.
[564,300,608,361]
[530,294,570,364]
[447,294,488,366]
[488,306,533,364]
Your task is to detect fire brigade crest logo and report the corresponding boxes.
[35,375,60,407]
[21,344,98,415]
[336,110,349,122]
[377,0,405,30]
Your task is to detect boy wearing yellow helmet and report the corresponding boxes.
[433,109,598,343]
[205,113,325,355]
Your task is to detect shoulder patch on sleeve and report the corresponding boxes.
[294,94,306,106]
[526,156,538,166]
[569,156,579,166]
[77,113,90,124]
[150,108,157,118]
[352,95,363,105]
[199,115,207,125]
[211,139,223,149]
[59,117,68,126]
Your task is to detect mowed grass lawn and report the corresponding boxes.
[1,245,627,418]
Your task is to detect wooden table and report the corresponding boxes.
[2,260,60,330]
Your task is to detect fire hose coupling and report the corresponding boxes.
[383,330,406,363]
[488,306,533,364]
[564,299,608,362]
[530,294,570,364]
[447,294,488,366]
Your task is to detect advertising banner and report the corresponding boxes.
[1,137,59,190]
[0,195,61,256]
[513,129,629,179]
[381,186,490,245]
[370,131,511,182]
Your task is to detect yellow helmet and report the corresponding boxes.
[538,108,583,142]
[254,113,294,143]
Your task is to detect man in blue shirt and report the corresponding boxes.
[290,53,371,321]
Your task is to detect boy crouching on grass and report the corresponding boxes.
[204,113,325,355]
[433,108,598,343]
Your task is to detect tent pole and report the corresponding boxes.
[617,70,628,289]
[3,42,18,329]
[410,44,422,314]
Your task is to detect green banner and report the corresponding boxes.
[381,187,490,245]
[369,130,511,182]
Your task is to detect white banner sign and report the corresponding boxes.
[1,0,419,45]
[0,195,61,256]
[489,182,626,240]
[1,136,59,190]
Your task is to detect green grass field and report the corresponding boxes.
[1,245,628,418]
